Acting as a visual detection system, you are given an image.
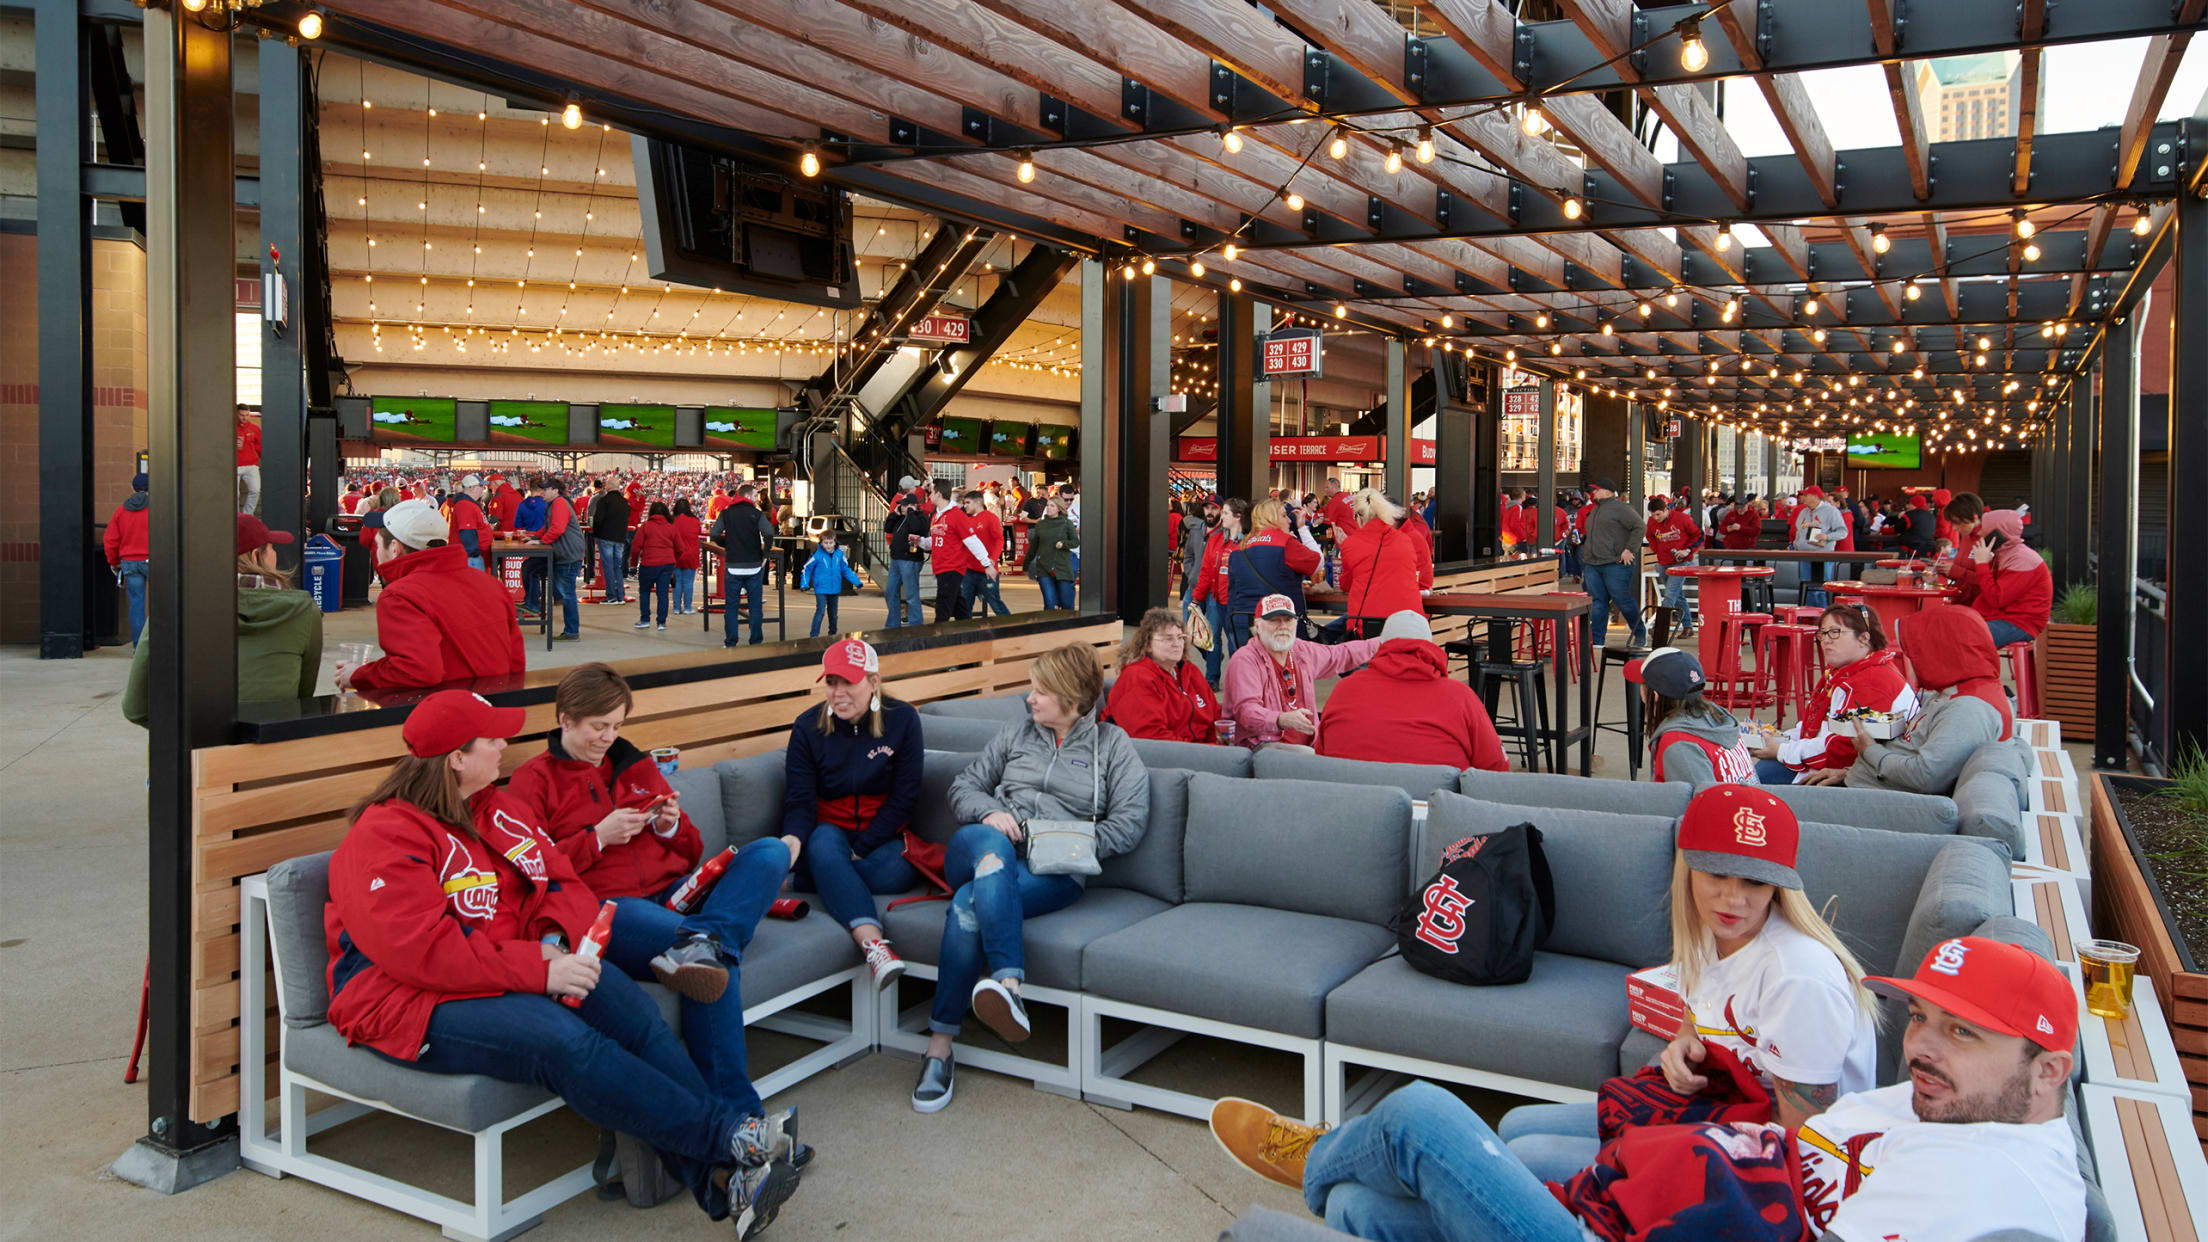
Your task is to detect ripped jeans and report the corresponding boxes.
[928,822,1082,1035]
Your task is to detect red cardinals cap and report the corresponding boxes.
[819,637,879,682]
[402,690,526,757]
[235,513,296,555]
[1257,593,1298,619]
[1865,936,2077,1053]
[1799,485,1824,499]
[1676,783,1803,891]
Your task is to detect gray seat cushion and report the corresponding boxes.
[1129,736,1251,776]
[881,888,1171,990]
[919,694,1033,721]
[1419,791,1675,969]
[1793,826,2005,986]
[266,852,335,1027]
[1459,769,1692,819]
[1094,769,1188,904]
[734,906,867,1002]
[915,714,1009,754]
[1183,775,1411,925]
[1253,749,1463,800]
[911,752,977,844]
[1759,783,1958,836]
[284,1022,554,1132]
[1618,1026,1668,1078]
[1325,952,1636,1093]
[1083,904,1396,1038]
[666,764,729,856]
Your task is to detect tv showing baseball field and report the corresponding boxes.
[369,396,457,443]
[597,403,677,449]
[937,417,985,455]
[1846,431,1921,469]
[486,400,567,447]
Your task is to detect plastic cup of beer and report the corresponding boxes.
[2077,939,2140,1021]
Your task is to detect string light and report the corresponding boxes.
[1522,105,1546,137]
[1677,17,1709,72]
[1284,190,1305,212]
[2133,210,2152,236]
[1223,243,1239,261]
[1871,225,1890,254]
[1415,126,1435,163]
[561,101,582,130]
[799,145,821,178]
[2022,240,2041,262]
[1189,260,1206,277]
[1715,222,1732,251]
[1562,196,1582,219]
[1384,144,1403,175]
[1016,151,1035,183]
[1328,128,1349,160]
[2013,210,2035,238]
[297,10,322,39]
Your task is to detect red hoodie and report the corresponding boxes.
[1644,508,1702,567]
[505,735,702,899]
[672,512,703,569]
[1337,518,1430,633]
[1786,646,1914,773]
[1900,604,2014,740]
[1316,638,1508,771]
[349,543,527,693]
[1718,508,1761,549]
[104,495,151,566]
[629,514,680,568]
[1403,509,1437,560]
[1103,655,1220,744]
[489,483,520,529]
[323,789,597,1060]
[236,417,262,467]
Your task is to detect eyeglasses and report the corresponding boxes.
[1817,628,1852,640]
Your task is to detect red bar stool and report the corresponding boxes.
[2001,641,2041,719]
[1710,609,1774,709]
[1755,623,1818,728]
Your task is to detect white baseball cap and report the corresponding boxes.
[380,498,450,550]
[1257,593,1299,619]
[459,473,483,489]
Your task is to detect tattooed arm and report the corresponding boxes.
[1772,1076,1839,1130]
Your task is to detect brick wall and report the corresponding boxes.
[0,233,148,645]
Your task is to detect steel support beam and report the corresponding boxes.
[1079,261,1109,611]
[1627,404,1646,509]
[1733,430,1746,497]
[137,0,240,1167]
[1110,274,1171,620]
[36,0,93,660]
[1536,380,1556,549]
[1215,293,1269,503]
[256,42,306,566]
[1430,349,1478,559]
[2095,314,2137,771]
[2165,186,2208,762]
[2063,378,2095,585]
[1384,339,1408,502]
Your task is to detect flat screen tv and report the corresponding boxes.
[1846,431,1921,470]
[486,400,567,447]
[701,406,777,451]
[937,417,985,455]
[369,396,457,443]
[987,421,1034,457]
[1035,425,1076,460]
[598,403,677,449]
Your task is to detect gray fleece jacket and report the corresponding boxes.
[949,710,1150,864]
[1653,701,1756,790]
[1793,500,1846,552]
[1844,689,2004,795]
[1582,496,1646,566]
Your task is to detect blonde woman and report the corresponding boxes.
[1499,784,1877,1182]
[1225,497,1322,648]
[1335,488,1431,636]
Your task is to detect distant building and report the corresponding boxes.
[1913,53,2042,142]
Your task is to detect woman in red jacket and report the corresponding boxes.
[505,664,803,1105]
[1192,498,1246,684]
[1335,490,1430,637]
[630,502,682,631]
[1103,608,1220,742]
[672,498,704,616]
[324,691,804,1233]
[1750,603,1918,784]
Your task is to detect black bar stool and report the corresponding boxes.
[1470,620,1552,772]
[1593,606,1672,779]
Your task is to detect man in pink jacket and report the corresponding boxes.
[1222,594,1380,748]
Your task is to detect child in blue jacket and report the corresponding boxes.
[800,532,865,635]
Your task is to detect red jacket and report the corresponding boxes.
[1645,509,1702,567]
[1193,529,1232,605]
[489,484,520,529]
[1951,556,2053,639]
[1337,518,1429,632]
[1786,647,1914,773]
[444,494,493,557]
[1402,509,1437,560]
[1316,638,1508,771]
[340,491,364,515]
[672,513,703,569]
[931,504,977,574]
[350,544,527,693]
[1103,656,1220,744]
[1719,508,1761,549]
[505,735,702,899]
[539,495,576,546]
[629,514,681,568]
[236,418,262,467]
[105,496,150,566]
[624,483,646,526]
[974,510,1005,558]
[323,789,597,1060]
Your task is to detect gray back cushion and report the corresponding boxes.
[916,714,1010,754]
[1183,774,1411,925]
[716,750,787,849]
[1794,825,2004,983]
[1253,749,1462,800]
[265,852,335,1027]
[911,752,977,844]
[1130,736,1251,776]
[919,694,1033,721]
[1952,742,2030,857]
[666,764,729,856]
[1459,769,1692,819]
[1420,790,1675,968]
[1761,784,1958,836]
[1096,768,1189,904]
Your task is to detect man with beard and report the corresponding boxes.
[1212,935,2085,1242]
[1219,595,1379,749]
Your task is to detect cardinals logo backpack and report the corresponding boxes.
[1391,822,1556,986]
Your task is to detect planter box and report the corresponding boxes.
[2036,622,2098,736]
[2089,773,2208,1149]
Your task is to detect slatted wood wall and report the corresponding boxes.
[187,619,1121,1122]
[1425,559,1563,650]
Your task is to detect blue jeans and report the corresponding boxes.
[884,560,923,627]
[809,594,840,636]
[551,559,581,637]
[1755,757,1798,785]
[802,824,918,932]
[1987,618,2033,648]
[602,836,790,1108]
[1303,1082,1590,1242]
[1037,576,1074,610]
[389,964,746,1210]
[1496,1100,1602,1186]
[466,555,485,572]
[598,539,627,602]
[1661,559,1696,630]
[962,569,1010,617]
[928,823,1082,1034]
[119,559,149,646]
[675,566,695,613]
[1581,560,1644,649]
[1200,597,1237,683]
[724,570,764,645]
[638,564,672,626]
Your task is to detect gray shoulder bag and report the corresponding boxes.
[1025,728,1103,877]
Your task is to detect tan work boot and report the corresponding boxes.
[1208,1097,1329,1190]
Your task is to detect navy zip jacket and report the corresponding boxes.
[780,698,925,854]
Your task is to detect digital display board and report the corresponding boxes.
[1035,425,1075,459]
[598,403,677,449]
[987,421,1034,457]
[485,400,567,446]
[369,396,457,443]
[702,407,777,452]
[937,417,985,455]
[1846,431,1922,470]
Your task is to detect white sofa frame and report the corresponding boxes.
[874,961,1085,1100]
[1081,996,1325,1123]
[1321,1044,1597,1126]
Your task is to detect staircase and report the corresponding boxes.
[794,396,901,575]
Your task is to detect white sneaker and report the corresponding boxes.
[862,938,905,991]
[970,977,1030,1043]
[634,619,652,629]
[657,623,668,630]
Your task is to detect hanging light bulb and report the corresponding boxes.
[1522,104,1546,137]
[1415,126,1435,163]
[1677,18,1710,72]
[1803,297,1820,316]
[1563,195,1583,219]
[1904,280,1923,301]
[1284,190,1304,212]
[2133,210,2152,237]
[1328,129,1349,160]
[2013,210,2035,238]
[1440,314,1453,328]
[1223,242,1239,261]
[1190,260,1206,277]
[1639,301,1652,317]
[1715,222,1733,251]
[561,101,583,130]
[1665,290,1679,307]
[1334,303,1348,319]
[1229,277,1243,292]
[1384,143,1403,175]
[1601,321,1614,336]
[1016,151,1036,183]
[1977,335,1992,351]
[2022,240,2041,262]
[1871,225,1890,254]
[297,10,324,39]
[799,145,821,178]
[1535,312,1550,329]
[1122,263,1136,281]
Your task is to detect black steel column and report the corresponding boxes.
[256,41,306,564]
[1214,293,1269,502]
[2165,187,2208,761]
[1078,260,1110,609]
[35,0,93,659]
[1114,275,1171,619]
[138,0,241,1168]
[1432,350,1475,560]
[1535,379,1556,547]
[2062,380,2095,583]
[2095,319,2136,771]
[1676,419,1703,510]
[1763,435,1778,499]
[1627,404,1646,510]
[1383,339,1408,500]
[1732,430,1746,498]
[2048,394,2071,571]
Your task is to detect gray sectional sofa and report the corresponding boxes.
[237,692,2076,1241]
